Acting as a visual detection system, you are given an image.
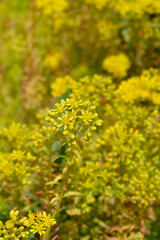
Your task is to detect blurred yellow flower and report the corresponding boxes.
[51,75,75,98]
[102,53,131,78]
[36,0,68,14]
[44,53,62,70]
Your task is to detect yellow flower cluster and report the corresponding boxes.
[44,53,62,70]
[95,112,160,206]
[102,53,131,78]
[0,210,56,239]
[70,75,115,107]
[51,76,74,98]
[32,125,52,148]
[115,0,149,16]
[85,0,160,16]
[36,0,68,14]
[144,18,160,40]
[67,84,160,231]
[97,132,152,205]
[0,150,36,187]
[115,0,160,16]
[118,69,160,104]
[0,123,28,148]
[85,0,109,10]
[46,97,102,146]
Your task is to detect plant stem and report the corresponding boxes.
[42,158,71,240]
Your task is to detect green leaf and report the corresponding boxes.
[64,191,81,198]
[46,174,63,185]
[50,196,60,204]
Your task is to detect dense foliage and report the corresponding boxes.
[0,0,160,239]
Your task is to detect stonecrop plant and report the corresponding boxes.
[0,210,56,239]
[1,0,160,239]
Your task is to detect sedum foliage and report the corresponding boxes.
[0,0,160,239]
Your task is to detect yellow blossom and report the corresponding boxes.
[36,0,68,14]
[102,53,131,78]
[51,75,75,98]
[117,69,160,104]
[44,52,62,70]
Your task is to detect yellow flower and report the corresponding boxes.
[70,74,114,107]
[5,220,14,229]
[0,210,56,239]
[86,0,109,10]
[102,53,131,78]
[44,52,62,70]
[36,0,68,14]
[51,75,75,98]
[115,0,160,16]
[46,97,102,146]
[117,68,160,104]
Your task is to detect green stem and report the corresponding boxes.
[42,158,71,240]
[46,142,53,214]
